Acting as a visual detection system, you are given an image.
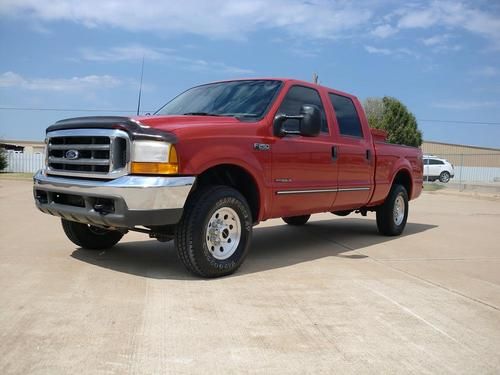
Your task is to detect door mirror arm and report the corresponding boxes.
[273,113,304,137]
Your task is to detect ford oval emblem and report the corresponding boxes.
[65,149,79,160]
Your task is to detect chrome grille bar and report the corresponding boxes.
[48,157,110,166]
[49,144,111,151]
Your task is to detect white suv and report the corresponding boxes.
[423,155,455,183]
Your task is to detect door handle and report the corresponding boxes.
[366,149,371,161]
[331,146,338,161]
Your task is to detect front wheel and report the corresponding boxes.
[61,219,123,249]
[439,171,451,183]
[376,184,408,236]
[175,186,252,278]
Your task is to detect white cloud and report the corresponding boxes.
[420,34,461,53]
[364,45,419,58]
[0,0,373,40]
[433,100,499,110]
[364,45,392,55]
[371,24,398,38]
[81,45,171,62]
[471,66,499,77]
[79,45,254,74]
[421,34,450,46]
[0,71,121,91]
[396,1,500,48]
[398,8,438,29]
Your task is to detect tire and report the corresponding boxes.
[439,171,450,183]
[376,184,409,236]
[282,215,310,226]
[175,185,252,278]
[332,210,351,217]
[61,219,123,250]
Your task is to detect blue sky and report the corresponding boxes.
[0,0,499,148]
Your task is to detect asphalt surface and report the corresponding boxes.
[1,179,499,374]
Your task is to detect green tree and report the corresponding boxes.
[0,147,7,171]
[363,96,423,147]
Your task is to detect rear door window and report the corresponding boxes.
[329,93,363,138]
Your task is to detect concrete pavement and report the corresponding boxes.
[1,179,499,374]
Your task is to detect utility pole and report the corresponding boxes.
[312,72,319,84]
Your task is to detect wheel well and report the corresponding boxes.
[194,164,260,223]
[393,169,412,198]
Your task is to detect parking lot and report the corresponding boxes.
[1,178,499,374]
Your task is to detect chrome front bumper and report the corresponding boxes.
[33,170,195,228]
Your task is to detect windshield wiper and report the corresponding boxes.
[182,112,224,116]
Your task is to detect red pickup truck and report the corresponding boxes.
[34,78,423,277]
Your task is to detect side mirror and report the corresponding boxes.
[299,105,321,137]
[273,104,321,137]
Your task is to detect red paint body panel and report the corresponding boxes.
[134,78,423,222]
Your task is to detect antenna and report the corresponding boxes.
[136,56,145,116]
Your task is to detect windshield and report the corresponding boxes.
[155,80,282,119]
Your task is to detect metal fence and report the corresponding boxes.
[3,151,44,173]
[2,150,500,189]
[424,153,500,191]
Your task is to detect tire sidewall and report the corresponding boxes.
[62,219,123,249]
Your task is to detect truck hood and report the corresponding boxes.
[133,115,244,133]
[47,114,249,143]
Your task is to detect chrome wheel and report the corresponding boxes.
[393,194,405,226]
[440,172,450,183]
[205,207,241,260]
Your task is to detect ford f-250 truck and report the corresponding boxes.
[33,78,423,277]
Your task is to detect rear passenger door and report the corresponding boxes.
[329,93,374,210]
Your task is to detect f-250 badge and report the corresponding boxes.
[253,143,271,151]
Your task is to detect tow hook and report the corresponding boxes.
[94,203,113,215]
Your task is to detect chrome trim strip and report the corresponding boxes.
[276,188,338,195]
[276,187,370,195]
[337,187,371,192]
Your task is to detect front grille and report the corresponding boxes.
[46,129,129,179]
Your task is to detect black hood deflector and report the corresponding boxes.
[46,116,177,143]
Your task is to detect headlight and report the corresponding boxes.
[130,141,178,175]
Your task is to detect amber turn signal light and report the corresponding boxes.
[130,162,178,175]
[130,145,179,175]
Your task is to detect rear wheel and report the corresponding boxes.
[282,215,311,226]
[439,171,450,183]
[175,185,252,278]
[376,184,408,236]
[61,219,123,249]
